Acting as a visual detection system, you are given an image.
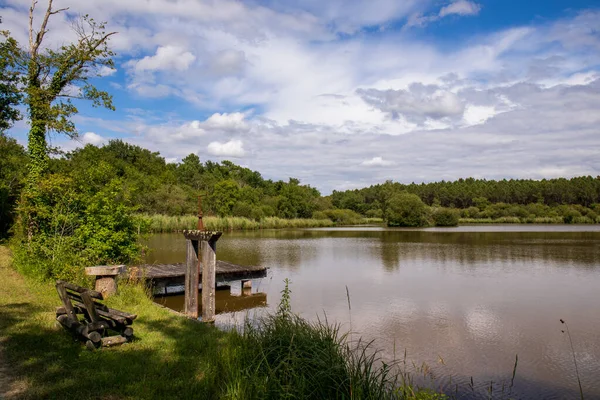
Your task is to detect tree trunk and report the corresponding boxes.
[27,116,48,188]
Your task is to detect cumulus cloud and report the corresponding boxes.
[439,1,482,17]
[357,84,465,124]
[134,46,196,72]
[80,132,106,146]
[361,157,396,167]
[207,139,246,157]
[204,112,248,130]
[97,66,117,77]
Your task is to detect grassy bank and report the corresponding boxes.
[0,246,443,399]
[144,214,383,233]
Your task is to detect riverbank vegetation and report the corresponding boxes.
[0,246,446,399]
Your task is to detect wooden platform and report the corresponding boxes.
[129,261,267,288]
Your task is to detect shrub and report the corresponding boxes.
[232,201,253,218]
[312,211,329,220]
[365,209,383,219]
[386,192,430,227]
[12,173,144,283]
[432,208,460,227]
[321,209,363,224]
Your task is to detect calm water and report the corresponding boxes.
[148,225,600,399]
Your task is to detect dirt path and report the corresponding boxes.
[0,247,26,399]
[0,340,24,399]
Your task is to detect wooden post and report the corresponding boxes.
[201,238,217,323]
[183,230,222,322]
[184,239,199,318]
[84,265,125,297]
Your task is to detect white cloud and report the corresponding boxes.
[134,46,196,72]
[207,139,246,157]
[97,66,117,77]
[208,50,247,76]
[406,0,481,28]
[205,112,248,130]
[357,84,465,125]
[80,132,105,146]
[439,1,481,17]
[4,1,600,192]
[361,157,396,167]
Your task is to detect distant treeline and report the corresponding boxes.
[2,135,599,240]
[330,177,600,224]
[331,177,600,213]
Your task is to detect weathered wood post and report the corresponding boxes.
[84,265,125,297]
[182,230,222,321]
[183,233,200,319]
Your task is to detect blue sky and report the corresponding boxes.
[1,0,599,193]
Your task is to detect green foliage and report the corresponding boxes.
[232,201,254,218]
[12,171,144,282]
[277,278,292,316]
[0,30,22,132]
[321,208,364,224]
[0,134,27,239]
[386,193,430,227]
[1,3,119,245]
[333,176,600,217]
[211,179,241,216]
[432,208,459,227]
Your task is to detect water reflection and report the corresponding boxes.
[146,225,600,399]
[155,286,267,314]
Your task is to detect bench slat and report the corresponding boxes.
[56,280,103,300]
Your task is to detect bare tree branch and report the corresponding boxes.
[49,7,69,15]
[33,0,55,55]
[29,0,37,53]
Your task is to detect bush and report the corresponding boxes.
[12,173,144,283]
[432,208,459,227]
[461,206,480,218]
[365,209,383,219]
[321,209,363,224]
[312,211,328,220]
[386,192,430,227]
[232,201,253,218]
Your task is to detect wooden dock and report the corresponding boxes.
[129,261,267,289]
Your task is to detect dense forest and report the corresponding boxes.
[2,134,600,241]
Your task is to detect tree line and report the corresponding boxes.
[331,177,600,225]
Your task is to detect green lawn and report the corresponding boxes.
[0,245,231,399]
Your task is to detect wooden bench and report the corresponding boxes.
[55,280,137,350]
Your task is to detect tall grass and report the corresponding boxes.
[143,214,382,233]
[459,217,565,224]
[220,281,447,399]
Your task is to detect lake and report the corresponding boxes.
[147,225,600,399]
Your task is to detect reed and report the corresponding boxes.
[143,214,385,233]
[560,319,584,400]
[459,217,565,224]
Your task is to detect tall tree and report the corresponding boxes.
[24,0,116,185]
[10,0,117,238]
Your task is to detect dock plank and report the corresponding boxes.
[130,261,267,283]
